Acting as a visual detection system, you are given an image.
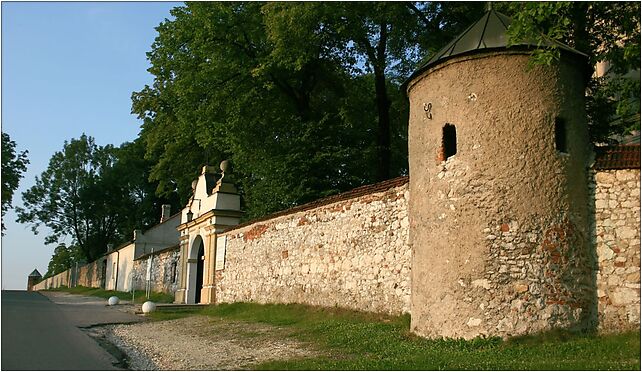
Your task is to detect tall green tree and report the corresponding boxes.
[262,2,485,181]
[502,1,641,142]
[133,2,385,218]
[16,135,117,260]
[109,139,180,237]
[133,2,484,219]
[1,132,29,234]
[45,243,82,278]
[16,135,178,261]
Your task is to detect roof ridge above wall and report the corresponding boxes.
[594,144,641,170]
[222,176,410,234]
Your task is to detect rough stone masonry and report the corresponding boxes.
[206,164,638,336]
[31,163,639,337]
[592,168,641,330]
[217,178,412,314]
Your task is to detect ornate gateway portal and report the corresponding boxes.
[174,162,242,304]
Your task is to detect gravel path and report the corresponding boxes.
[97,315,320,370]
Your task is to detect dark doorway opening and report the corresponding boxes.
[195,241,204,304]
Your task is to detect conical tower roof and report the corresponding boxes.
[405,9,587,87]
[28,269,42,278]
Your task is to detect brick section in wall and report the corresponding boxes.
[217,182,411,315]
[592,168,641,330]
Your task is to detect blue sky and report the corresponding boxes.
[2,2,181,289]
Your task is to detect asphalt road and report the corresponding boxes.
[1,290,144,370]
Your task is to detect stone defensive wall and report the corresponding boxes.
[131,246,181,295]
[32,260,102,291]
[29,146,639,334]
[33,269,70,290]
[31,252,175,293]
[216,176,412,314]
[76,261,102,288]
[211,155,639,331]
[592,145,641,330]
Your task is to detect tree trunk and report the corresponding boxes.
[571,2,592,85]
[374,22,391,181]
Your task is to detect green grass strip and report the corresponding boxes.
[43,285,174,304]
[145,302,641,370]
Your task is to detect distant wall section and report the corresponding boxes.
[32,260,102,291]
[31,247,180,295]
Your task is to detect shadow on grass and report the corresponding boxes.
[505,327,597,345]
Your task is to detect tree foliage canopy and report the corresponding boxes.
[17,135,178,261]
[1,132,29,234]
[45,243,82,278]
[131,1,484,219]
[502,1,641,142]
[17,135,117,260]
[15,3,640,261]
[132,2,380,218]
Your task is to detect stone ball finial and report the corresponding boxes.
[142,301,156,314]
[220,159,232,174]
[191,179,198,190]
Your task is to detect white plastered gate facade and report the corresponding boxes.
[174,163,242,304]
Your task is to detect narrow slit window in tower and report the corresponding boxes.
[555,117,567,153]
[442,124,457,160]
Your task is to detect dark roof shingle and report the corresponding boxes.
[405,9,587,89]
[594,144,641,170]
[28,269,42,278]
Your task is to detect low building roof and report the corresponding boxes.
[594,144,641,170]
[28,269,42,278]
[134,244,180,261]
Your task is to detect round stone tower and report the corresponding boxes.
[406,9,594,339]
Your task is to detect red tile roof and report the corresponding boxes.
[594,144,641,170]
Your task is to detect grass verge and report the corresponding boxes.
[145,302,641,370]
[43,285,174,304]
